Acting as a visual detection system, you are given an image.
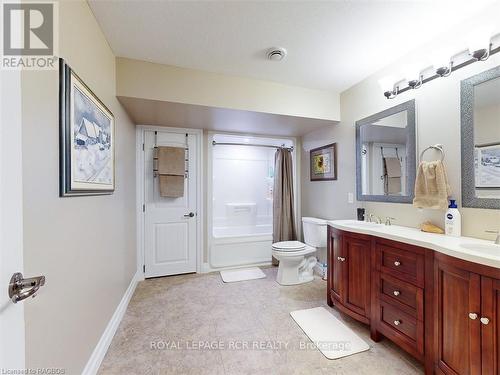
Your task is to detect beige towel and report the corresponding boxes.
[384,157,402,177]
[159,175,185,198]
[157,146,185,175]
[387,177,401,194]
[156,146,185,198]
[413,161,451,210]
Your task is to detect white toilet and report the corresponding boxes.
[272,217,327,285]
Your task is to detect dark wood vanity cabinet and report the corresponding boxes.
[434,254,500,375]
[327,226,500,375]
[327,227,371,324]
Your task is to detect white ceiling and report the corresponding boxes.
[117,96,336,136]
[89,0,496,93]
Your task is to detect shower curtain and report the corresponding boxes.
[272,148,297,265]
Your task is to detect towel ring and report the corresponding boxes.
[420,144,445,162]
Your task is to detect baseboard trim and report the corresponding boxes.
[82,271,141,375]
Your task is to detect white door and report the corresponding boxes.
[143,130,198,278]
[0,68,25,368]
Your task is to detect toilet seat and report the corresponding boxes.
[271,240,306,252]
[272,247,315,257]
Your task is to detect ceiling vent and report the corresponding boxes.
[267,47,287,61]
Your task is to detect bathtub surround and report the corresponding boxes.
[21,1,136,373]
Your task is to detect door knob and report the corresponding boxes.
[393,320,401,326]
[394,261,401,266]
[337,256,346,262]
[393,290,401,296]
[184,212,195,218]
[468,312,478,320]
[480,317,490,325]
[8,272,46,304]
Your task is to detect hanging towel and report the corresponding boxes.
[156,146,185,198]
[159,175,185,198]
[157,146,185,175]
[383,157,402,194]
[413,160,451,210]
[384,157,402,177]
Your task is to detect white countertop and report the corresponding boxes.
[328,220,500,270]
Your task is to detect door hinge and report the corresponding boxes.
[142,143,145,151]
[142,204,145,212]
[143,265,145,273]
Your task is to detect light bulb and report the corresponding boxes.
[378,76,395,93]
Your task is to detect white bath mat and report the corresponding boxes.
[290,306,370,359]
[220,267,266,283]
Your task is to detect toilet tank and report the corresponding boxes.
[302,217,327,248]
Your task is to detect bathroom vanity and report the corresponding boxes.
[327,220,500,375]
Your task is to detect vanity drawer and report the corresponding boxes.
[380,301,417,341]
[378,244,424,287]
[380,273,423,319]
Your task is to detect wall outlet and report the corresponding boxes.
[348,192,354,204]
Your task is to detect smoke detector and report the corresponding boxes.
[267,47,287,61]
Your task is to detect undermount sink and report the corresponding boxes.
[349,221,383,228]
[460,242,500,256]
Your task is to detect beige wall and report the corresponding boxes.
[116,57,341,121]
[475,103,500,145]
[302,41,500,240]
[22,1,136,373]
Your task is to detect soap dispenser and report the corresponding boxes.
[445,199,461,237]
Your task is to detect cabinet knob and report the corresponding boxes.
[480,317,490,325]
[468,313,478,320]
[394,261,401,266]
[393,320,401,326]
[393,290,400,296]
[337,256,346,262]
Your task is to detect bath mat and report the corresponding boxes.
[220,267,266,283]
[290,306,370,359]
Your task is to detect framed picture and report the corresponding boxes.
[310,143,337,181]
[475,143,500,188]
[59,58,115,196]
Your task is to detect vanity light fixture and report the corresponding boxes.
[380,30,499,99]
[467,27,493,61]
[378,76,399,99]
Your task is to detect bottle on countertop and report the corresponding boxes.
[445,199,461,237]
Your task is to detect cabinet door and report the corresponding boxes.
[343,236,371,320]
[481,277,500,375]
[327,227,343,303]
[435,260,481,375]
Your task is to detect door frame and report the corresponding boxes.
[0,68,25,367]
[136,126,203,280]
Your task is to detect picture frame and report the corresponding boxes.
[59,58,115,196]
[475,143,500,189]
[310,143,337,181]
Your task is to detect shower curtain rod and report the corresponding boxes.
[212,140,294,151]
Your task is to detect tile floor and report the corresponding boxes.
[98,267,423,374]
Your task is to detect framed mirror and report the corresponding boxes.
[461,66,500,209]
[356,100,416,203]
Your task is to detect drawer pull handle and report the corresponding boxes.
[393,320,401,326]
[393,290,400,296]
[394,261,401,266]
[480,317,490,325]
[337,256,346,262]
[469,313,478,320]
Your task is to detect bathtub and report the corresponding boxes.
[209,224,273,269]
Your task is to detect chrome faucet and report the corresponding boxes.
[368,214,382,224]
[385,217,396,226]
[486,230,500,245]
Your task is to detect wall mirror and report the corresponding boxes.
[461,66,500,209]
[356,100,416,203]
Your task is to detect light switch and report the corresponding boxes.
[348,192,354,204]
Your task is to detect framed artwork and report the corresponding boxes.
[59,58,115,196]
[475,143,500,188]
[310,143,337,181]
